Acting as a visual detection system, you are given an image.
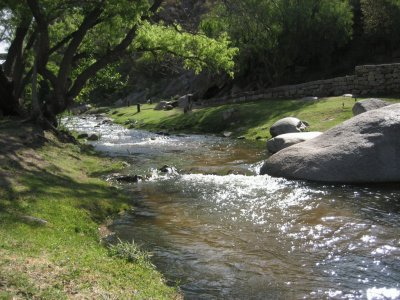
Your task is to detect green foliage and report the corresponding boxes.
[360,0,400,49]
[201,0,353,84]
[77,63,127,104]
[2,0,238,119]
[134,22,238,77]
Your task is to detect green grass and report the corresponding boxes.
[108,96,400,140]
[0,119,180,299]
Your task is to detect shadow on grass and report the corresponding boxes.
[0,118,127,224]
[0,118,47,208]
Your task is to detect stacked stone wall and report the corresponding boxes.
[354,64,400,96]
[201,63,400,106]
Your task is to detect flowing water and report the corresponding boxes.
[64,116,400,300]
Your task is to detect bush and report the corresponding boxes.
[108,239,155,268]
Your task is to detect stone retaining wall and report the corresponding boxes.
[354,64,400,96]
[201,63,400,106]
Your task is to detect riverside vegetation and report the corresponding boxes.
[1,95,399,298]
[107,96,400,139]
[0,119,180,299]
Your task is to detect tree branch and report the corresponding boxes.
[3,17,31,77]
[26,0,51,77]
[68,25,137,99]
[57,5,103,87]
[150,0,164,14]
[63,1,165,103]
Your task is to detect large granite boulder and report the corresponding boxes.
[260,104,400,183]
[267,132,322,154]
[352,98,390,116]
[270,117,308,137]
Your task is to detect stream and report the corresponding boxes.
[64,115,400,300]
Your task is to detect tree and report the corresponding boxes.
[360,0,400,53]
[0,0,237,127]
[0,1,33,116]
[201,0,353,87]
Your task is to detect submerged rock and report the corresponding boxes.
[270,117,308,137]
[111,174,143,183]
[117,175,142,183]
[87,133,100,141]
[260,104,400,183]
[159,165,177,174]
[267,132,322,154]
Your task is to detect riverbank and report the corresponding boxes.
[0,118,180,299]
[106,96,400,139]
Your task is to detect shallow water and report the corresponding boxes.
[64,116,400,300]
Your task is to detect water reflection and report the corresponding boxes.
[64,116,400,299]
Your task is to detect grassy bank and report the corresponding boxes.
[107,96,400,139]
[0,119,180,299]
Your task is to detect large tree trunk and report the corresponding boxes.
[0,67,20,116]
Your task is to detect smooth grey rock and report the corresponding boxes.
[270,117,308,137]
[154,101,170,110]
[267,132,322,153]
[260,104,400,183]
[178,94,194,112]
[20,215,48,226]
[352,98,389,116]
[178,94,191,107]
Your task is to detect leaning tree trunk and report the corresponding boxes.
[0,67,20,116]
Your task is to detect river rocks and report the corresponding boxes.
[260,104,400,183]
[156,131,170,136]
[108,173,143,183]
[155,100,178,111]
[270,117,308,137]
[154,101,168,110]
[352,98,390,116]
[267,132,322,154]
[115,175,143,183]
[159,165,177,174]
[87,133,100,141]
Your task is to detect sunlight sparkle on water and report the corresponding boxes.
[367,287,400,300]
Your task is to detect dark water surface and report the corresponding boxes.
[64,116,400,300]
